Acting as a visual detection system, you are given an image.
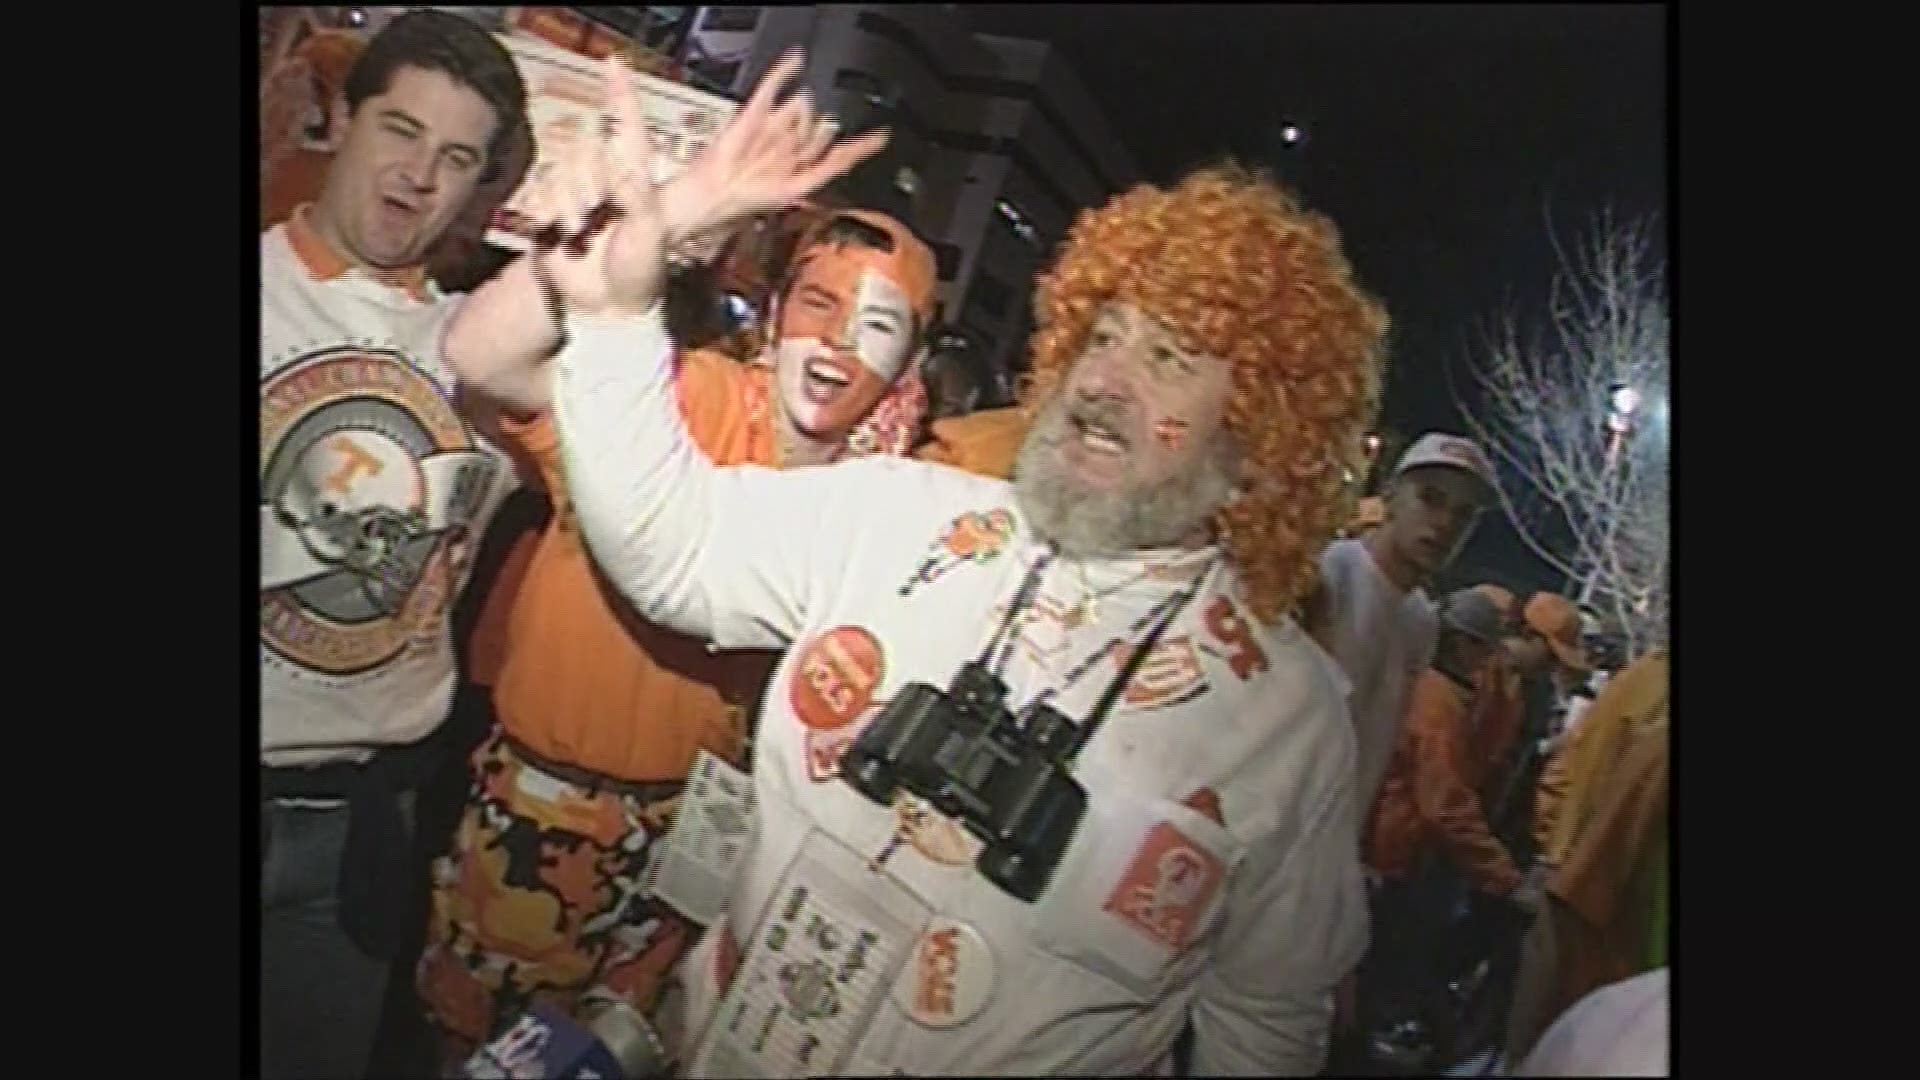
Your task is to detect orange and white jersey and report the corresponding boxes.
[550,306,1370,1076]
[260,214,518,768]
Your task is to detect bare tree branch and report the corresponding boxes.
[1454,210,1670,657]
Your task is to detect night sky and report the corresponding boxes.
[963,3,1668,593]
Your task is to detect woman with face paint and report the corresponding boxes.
[418,55,994,1067]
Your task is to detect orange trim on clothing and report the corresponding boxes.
[284,203,431,303]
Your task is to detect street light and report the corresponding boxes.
[1610,384,1641,420]
[1606,382,1640,464]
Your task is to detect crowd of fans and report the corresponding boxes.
[260,12,1667,1078]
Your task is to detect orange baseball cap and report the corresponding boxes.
[793,209,938,329]
[1523,591,1592,673]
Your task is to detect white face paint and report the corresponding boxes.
[847,271,915,384]
[773,267,919,441]
[774,335,845,437]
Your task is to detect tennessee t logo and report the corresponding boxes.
[323,436,383,495]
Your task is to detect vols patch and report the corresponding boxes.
[791,626,884,732]
[1101,822,1226,953]
[894,918,996,1029]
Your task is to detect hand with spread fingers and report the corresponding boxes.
[658,48,890,251]
[522,55,670,317]
[530,51,889,319]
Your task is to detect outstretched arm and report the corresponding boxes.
[446,53,888,645]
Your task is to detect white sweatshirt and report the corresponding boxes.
[260,222,517,768]
[550,307,1369,1076]
[1316,538,1438,808]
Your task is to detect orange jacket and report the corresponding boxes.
[1530,650,1670,1015]
[1367,665,1526,895]
[1538,651,1669,909]
[916,405,1029,481]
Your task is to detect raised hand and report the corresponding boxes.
[521,56,670,316]
[659,49,890,247]
[520,50,890,319]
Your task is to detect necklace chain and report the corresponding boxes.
[1061,557,1189,627]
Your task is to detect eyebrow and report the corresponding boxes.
[379,108,483,163]
[378,109,423,133]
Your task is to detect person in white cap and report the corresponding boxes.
[440,51,1390,1076]
[1312,432,1496,813]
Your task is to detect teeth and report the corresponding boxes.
[1080,426,1125,454]
[806,359,850,386]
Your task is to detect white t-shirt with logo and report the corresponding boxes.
[549,309,1369,1077]
[1316,538,1439,810]
[260,225,517,768]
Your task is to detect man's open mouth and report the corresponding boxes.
[1070,412,1129,456]
[802,356,855,403]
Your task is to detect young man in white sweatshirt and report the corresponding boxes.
[1315,433,1495,812]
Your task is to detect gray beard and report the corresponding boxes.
[1011,395,1239,559]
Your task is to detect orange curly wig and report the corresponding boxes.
[1020,163,1388,625]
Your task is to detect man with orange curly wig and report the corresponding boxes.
[441,53,1387,1075]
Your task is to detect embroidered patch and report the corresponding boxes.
[898,509,1017,596]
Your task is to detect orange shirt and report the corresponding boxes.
[487,350,780,781]
[466,524,541,689]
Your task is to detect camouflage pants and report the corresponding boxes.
[416,730,690,1070]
